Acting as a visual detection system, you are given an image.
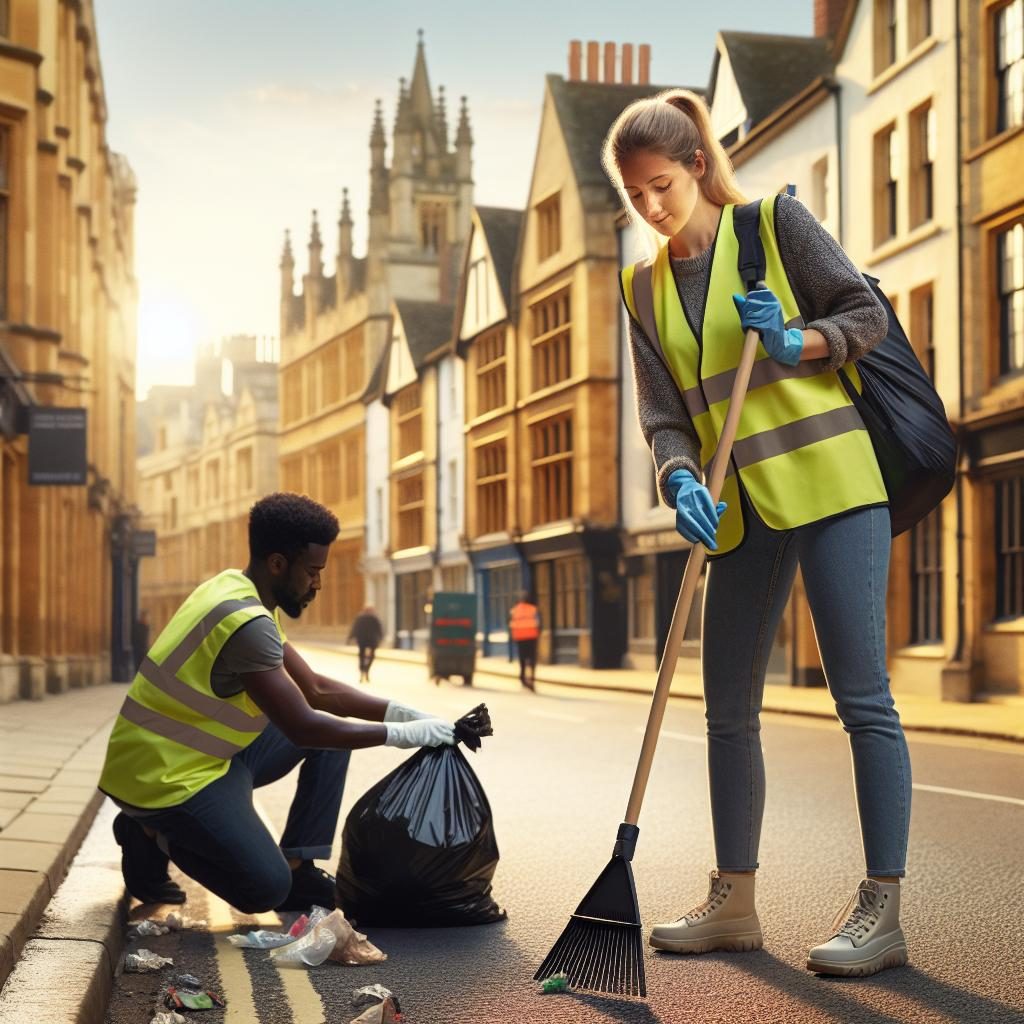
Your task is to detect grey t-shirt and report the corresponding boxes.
[209,616,285,697]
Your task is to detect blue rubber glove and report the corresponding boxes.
[732,288,803,366]
[666,469,728,550]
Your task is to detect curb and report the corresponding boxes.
[0,802,127,1024]
[301,642,1024,746]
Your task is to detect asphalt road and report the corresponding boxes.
[105,647,1024,1024]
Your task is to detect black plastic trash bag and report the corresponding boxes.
[336,705,505,927]
[840,277,957,537]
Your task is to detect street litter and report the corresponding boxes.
[227,929,296,949]
[164,985,226,1011]
[539,972,571,994]
[124,948,173,972]
[134,919,170,937]
[152,1013,185,1024]
[352,984,396,1009]
[351,984,402,1024]
[173,973,202,990]
[350,1000,400,1024]
[288,913,310,937]
[337,704,504,926]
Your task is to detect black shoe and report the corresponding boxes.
[112,812,187,905]
[275,861,337,912]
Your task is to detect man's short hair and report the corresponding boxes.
[248,492,340,560]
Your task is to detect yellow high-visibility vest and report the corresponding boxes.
[99,569,286,808]
[620,198,887,555]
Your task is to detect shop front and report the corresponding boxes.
[467,540,527,657]
[520,524,626,669]
[392,550,434,652]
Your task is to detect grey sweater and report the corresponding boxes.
[628,193,888,506]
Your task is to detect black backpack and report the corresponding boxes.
[734,199,957,538]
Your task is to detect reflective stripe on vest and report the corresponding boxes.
[509,603,540,640]
[621,198,887,555]
[99,570,280,808]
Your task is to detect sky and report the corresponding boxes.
[92,1,811,398]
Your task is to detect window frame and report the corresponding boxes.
[530,411,573,525]
[474,327,507,416]
[997,220,1024,377]
[909,101,935,229]
[475,437,508,536]
[995,473,1024,620]
[873,123,899,248]
[536,192,561,262]
[909,508,943,644]
[529,286,572,392]
[995,0,1024,134]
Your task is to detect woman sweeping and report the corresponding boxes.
[603,89,912,978]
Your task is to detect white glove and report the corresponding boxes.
[384,718,456,749]
[383,700,434,724]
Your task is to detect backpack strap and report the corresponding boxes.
[733,199,766,293]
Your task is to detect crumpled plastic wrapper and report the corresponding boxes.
[352,984,395,1009]
[124,948,173,972]
[350,987,401,1024]
[350,999,400,1024]
[270,908,386,968]
[152,1013,186,1024]
[227,929,296,949]
[134,919,170,937]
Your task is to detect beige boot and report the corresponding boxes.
[806,879,908,977]
[649,869,763,954]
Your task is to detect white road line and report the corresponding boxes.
[913,783,1024,808]
[528,709,587,723]
[635,727,705,744]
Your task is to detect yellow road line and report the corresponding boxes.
[207,891,279,1023]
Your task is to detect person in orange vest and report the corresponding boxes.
[508,592,540,691]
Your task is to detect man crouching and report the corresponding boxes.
[98,492,452,913]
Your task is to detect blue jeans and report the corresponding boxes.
[134,723,350,913]
[702,504,911,877]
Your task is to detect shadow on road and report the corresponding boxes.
[725,949,1023,1023]
[564,991,666,1023]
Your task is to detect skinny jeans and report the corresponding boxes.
[702,503,911,877]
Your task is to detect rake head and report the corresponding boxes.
[534,825,646,998]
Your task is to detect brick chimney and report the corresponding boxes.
[568,41,652,85]
[568,40,582,82]
[622,43,634,84]
[814,0,847,38]
[638,43,651,85]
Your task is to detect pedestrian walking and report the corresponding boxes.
[348,605,384,683]
[605,89,912,977]
[131,609,150,674]
[508,592,540,691]
[98,492,456,914]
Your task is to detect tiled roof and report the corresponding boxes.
[713,31,834,129]
[393,299,455,368]
[475,206,523,308]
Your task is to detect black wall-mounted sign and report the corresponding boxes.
[28,406,87,485]
[132,530,157,558]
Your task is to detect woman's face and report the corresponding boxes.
[620,150,704,237]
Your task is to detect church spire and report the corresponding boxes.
[279,229,295,337]
[408,28,433,123]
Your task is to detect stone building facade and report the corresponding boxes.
[0,0,137,699]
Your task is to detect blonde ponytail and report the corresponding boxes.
[601,88,746,259]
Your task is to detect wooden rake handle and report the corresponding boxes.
[624,326,762,827]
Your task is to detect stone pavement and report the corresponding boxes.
[306,641,1024,744]
[0,685,124,997]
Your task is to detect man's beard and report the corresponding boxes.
[274,583,314,619]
